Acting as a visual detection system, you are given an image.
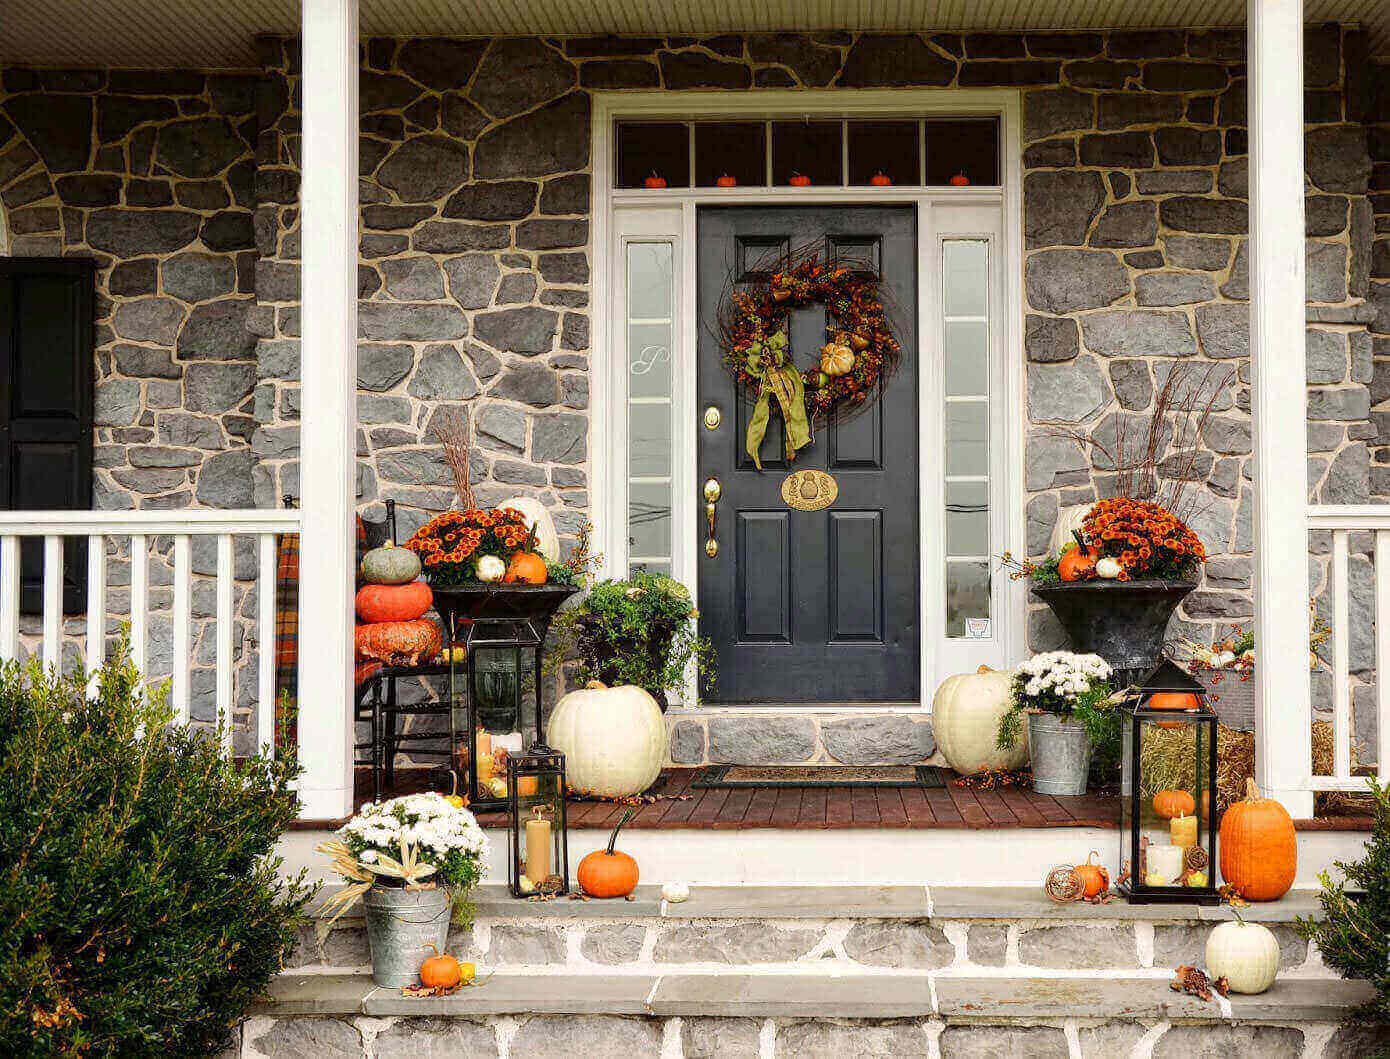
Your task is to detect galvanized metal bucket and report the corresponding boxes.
[362,883,451,987]
[1028,713,1093,797]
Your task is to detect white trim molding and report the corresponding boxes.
[590,89,1026,709]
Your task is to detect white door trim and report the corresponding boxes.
[589,88,1027,710]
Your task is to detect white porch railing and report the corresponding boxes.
[1304,505,1390,793]
[0,509,300,756]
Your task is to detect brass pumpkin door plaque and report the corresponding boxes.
[780,469,838,511]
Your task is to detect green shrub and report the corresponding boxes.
[0,650,312,1057]
[1298,778,1390,1029]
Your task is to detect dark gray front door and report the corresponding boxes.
[697,206,918,704]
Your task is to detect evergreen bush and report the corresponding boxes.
[0,650,312,1056]
[1298,778,1390,1029]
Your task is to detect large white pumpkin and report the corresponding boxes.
[933,667,1028,776]
[547,681,667,797]
[498,496,559,563]
[1206,920,1280,994]
[1049,504,1092,557]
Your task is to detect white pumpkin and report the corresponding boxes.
[499,496,559,563]
[1049,504,1092,558]
[476,555,506,582]
[1206,919,1280,994]
[1095,556,1123,579]
[933,667,1028,776]
[547,681,668,797]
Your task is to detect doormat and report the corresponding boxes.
[691,764,949,789]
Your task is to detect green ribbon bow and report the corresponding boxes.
[744,331,811,470]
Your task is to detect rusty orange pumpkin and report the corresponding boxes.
[1153,789,1196,820]
[577,809,640,898]
[1073,851,1109,898]
[419,944,463,989]
[503,551,548,585]
[1219,779,1297,901]
[1058,546,1099,582]
[1148,690,1200,730]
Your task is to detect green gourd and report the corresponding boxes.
[359,542,421,585]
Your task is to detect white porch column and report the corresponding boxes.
[1248,0,1314,818]
[297,0,359,819]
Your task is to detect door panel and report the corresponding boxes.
[697,206,917,703]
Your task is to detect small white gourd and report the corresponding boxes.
[1206,918,1280,994]
[476,555,506,582]
[547,681,668,797]
[933,667,1028,776]
[1095,556,1123,579]
[662,882,690,903]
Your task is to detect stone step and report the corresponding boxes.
[290,885,1337,981]
[665,707,938,767]
[236,971,1384,1058]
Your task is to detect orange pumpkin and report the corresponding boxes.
[1153,789,1196,820]
[354,619,443,665]
[1219,779,1297,901]
[577,809,640,898]
[1073,850,1109,898]
[503,551,548,585]
[1148,691,1200,730]
[1058,547,1098,582]
[419,943,462,989]
[355,580,432,623]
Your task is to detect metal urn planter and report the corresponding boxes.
[362,883,451,987]
[1028,713,1093,797]
[1031,579,1197,683]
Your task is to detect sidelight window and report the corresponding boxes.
[942,238,992,638]
[625,241,675,575]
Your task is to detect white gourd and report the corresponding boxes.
[499,496,559,563]
[1049,504,1092,557]
[547,681,668,797]
[933,668,1028,776]
[1206,920,1280,994]
[476,555,506,582]
[1095,556,1123,579]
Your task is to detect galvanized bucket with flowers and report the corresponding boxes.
[317,793,489,986]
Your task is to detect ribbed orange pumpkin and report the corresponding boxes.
[354,619,443,665]
[577,809,639,898]
[1058,546,1098,582]
[503,551,548,585]
[1072,850,1109,898]
[355,580,432,623]
[1153,789,1196,820]
[1219,779,1297,901]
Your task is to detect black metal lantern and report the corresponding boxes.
[1120,659,1219,905]
[506,742,570,899]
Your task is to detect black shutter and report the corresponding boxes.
[0,259,94,615]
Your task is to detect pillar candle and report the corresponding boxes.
[1170,813,1198,850]
[475,731,494,781]
[524,809,551,885]
[1146,843,1184,884]
[517,776,539,797]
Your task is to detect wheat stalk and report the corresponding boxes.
[433,405,476,509]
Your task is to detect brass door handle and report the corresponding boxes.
[703,478,721,557]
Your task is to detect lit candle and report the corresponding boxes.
[518,776,539,797]
[524,807,551,885]
[1170,813,1197,850]
[1146,843,1184,884]
[475,731,494,781]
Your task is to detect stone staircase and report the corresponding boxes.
[229,886,1385,1058]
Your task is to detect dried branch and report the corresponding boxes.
[432,405,475,509]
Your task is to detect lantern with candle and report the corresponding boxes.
[506,742,570,898]
[1120,659,1219,904]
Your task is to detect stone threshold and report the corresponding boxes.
[309,884,1323,923]
[254,971,1375,1023]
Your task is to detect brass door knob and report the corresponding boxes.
[703,478,721,556]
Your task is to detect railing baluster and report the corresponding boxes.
[216,534,234,753]
[172,535,191,726]
[1331,530,1351,780]
[86,534,106,680]
[0,536,19,660]
[1377,530,1390,781]
[42,535,62,672]
[129,534,147,677]
[258,532,277,756]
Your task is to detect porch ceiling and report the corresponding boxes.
[4,0,1389,69]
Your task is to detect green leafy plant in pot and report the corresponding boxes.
[550,571,714,709]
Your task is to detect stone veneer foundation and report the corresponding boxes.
[0,29,1386,760]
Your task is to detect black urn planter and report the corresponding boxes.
[1031,579,1196,683]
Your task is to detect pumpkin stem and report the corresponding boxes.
[607,808,637,855]
[1245,778,1260,801]
[1087,849,1101,866]
[423,943,439,958]
[1230,907,1246,925]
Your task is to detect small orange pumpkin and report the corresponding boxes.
[1149,690,1200,730]
[577,809,640,898]
[419,943,463,989]
[1058,547,1099,582]
[355,580,433,623]
[1219,779,1297,902]
[1153,789,1196,820]
[503,551,548,585]
[1073,850,1109,898]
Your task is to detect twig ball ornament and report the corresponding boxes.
[1045,864,1084,903]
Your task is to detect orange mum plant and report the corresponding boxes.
[404,508,537,586]
[1081,497,1204,581]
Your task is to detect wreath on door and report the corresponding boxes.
[716,243,900,469]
